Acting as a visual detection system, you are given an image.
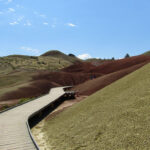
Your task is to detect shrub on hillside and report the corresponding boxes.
[125,53,130,58]
[68,54,76,57]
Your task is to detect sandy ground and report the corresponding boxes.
[31,95,87,150]
[31,120,48,150]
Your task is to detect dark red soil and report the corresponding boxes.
[32,71,102,85]
[73,62,147,95]
[1,55,150,102]
[0,80,60,101]
[62,62,97,73]
[87,55,150,74]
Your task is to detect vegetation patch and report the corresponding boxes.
[1,104,10,111]
[0,50,80,103]
[43,63,150,150]
[18,97,36,104]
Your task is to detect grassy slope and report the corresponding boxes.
[0,51,79,102]
[143,51,150,56]
[73,62,147,95]
[0,55,73,74]
[43,63,150,150]
[41,50,80,63]
[0,50,80,76]
[0,71,33,96]
[0,55,72,98]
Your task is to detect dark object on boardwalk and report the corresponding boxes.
[63,91,76,99]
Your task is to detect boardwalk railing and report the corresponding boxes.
[0,86,75,150]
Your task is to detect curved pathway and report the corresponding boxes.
[0,87,68,150]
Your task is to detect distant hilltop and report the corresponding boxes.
[1,49,150,75]
[41,50,80,63]
[0,50,81,74]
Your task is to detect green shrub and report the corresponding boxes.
[19,97,35,104]
[2,104,9,110]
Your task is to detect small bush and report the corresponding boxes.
[1,104,10,111]
[125,53,130,58]
[19,97,35,104]
[68,54,76,57]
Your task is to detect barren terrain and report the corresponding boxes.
[1,55,150,111]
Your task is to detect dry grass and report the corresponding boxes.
[43,63,150,150]
[0,52,78,102]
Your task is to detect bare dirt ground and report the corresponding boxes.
[31,120,48,150]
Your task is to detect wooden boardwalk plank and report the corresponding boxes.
[0,87,67,150]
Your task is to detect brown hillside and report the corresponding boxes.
[32,71,101,85]
[1,55,150,102]
[0,72,101,101]
[62,62,96,73]
[87,55,150,74]
[73,62,147,95]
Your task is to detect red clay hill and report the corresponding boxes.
[1,54,150,101]
[86,55,150,74]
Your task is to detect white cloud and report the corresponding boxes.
[7,0,12,3]
[17,16,24,22]
[24,21,32,26]
[78,54,92,60]
[33,11,38,15]
[43,22,48,25]
[9,21,18,25]
[51,24,56,28]
[16,4,23,8]
[34,11,46,18]
[0,0,12,4]
[9,16,24,26]
[40,14,46,18]
[51,18,57,28]
[8,8,15,12]
[20,47,40,55]
[66,23,77,27]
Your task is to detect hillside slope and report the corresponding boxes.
[0,50,79,75]
[143,50,150,56]
[87,55,150,74]
[0,50,80,109]
[73,62,147,95]
[41,50,80,63]
[1,55,150,103]
[43,63,150,150]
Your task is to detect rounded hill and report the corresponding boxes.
[41,50,80,63]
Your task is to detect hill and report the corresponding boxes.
[0,50,80,75]
[73,55,150,95]
[86,55,150,74]
[62,62,97,73]
[1,55,150,109]
[41,50,80,63]
[85,58,113,66]
[73,62,147,95]
[143,50,150,56]
[0,50,80,110]
[43,63,150,150]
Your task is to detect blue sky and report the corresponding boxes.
[0,0,150,59]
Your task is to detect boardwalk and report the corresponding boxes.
[0,87,67,150]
